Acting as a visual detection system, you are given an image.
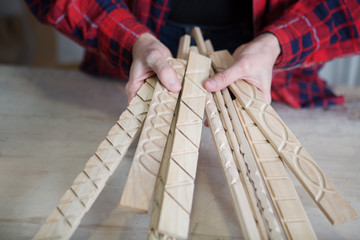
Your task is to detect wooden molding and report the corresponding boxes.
[234,100,317,240]
[149,51,211,239]
[212,49,357,225]
[120,59,187,213]
[33,78,156,240]
[205,92,261,240]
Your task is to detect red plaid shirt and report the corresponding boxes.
[25,0,360,108]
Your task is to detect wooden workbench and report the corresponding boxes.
[0,65,359,239]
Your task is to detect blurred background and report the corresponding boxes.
[0,0,359,86]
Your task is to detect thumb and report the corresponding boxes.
[204,66,240,92]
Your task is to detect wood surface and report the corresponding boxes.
[234,100,317,240]
[120,59,187,213]
[205,92,261,240]
[33,77,156,240]
[149,51,211,239]
[211,49,357,225]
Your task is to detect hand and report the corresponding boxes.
[203,33,281,103]
[126,33,181,101]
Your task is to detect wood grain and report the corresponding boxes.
[120,59,187,213]
[33,78,156,240]
[234,100,317,240]
[149,51,211,239]
[205,92,261,240]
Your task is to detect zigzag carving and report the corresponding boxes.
[33,78,156,240]
[120,59,187,212]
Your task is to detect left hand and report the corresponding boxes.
[203,33,281,103]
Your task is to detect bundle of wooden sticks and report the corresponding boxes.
[33,27,357,240]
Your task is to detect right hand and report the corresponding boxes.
[126,33,181,101]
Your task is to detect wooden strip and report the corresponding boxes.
[205,92,261,240]
[210,50,357,225]
[191,27,208,56]
[202,35,283,239]
[234,100,317,240]
[222,88,285,240]
[120,59,187,212]
[177,34,191,60]
[214,90,272,240]
[149,51,211,239]
[33,78,156,240]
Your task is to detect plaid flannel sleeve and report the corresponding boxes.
[263,0,360,69]
[25,0,151,77]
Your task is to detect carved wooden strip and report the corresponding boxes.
[149,51,211,239]
[212,49,357,225]
[120,59,187,213]
[231,80,358,225]
[215,89,282,240]
[177,34,191,60]
[234,100,317,240]
[205,92,261,240]
[221,88,285,240]
[33,78,156,240]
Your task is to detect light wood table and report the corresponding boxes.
[0,65,359,239]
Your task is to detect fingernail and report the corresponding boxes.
[205,79,217,89]
[169,79,181,91]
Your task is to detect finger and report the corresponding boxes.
[204,65,241,92]
[148,56,181,92]
[125,79,144,102]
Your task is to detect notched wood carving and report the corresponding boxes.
[33,79,156,240]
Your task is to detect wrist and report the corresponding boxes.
[257,33,281,62]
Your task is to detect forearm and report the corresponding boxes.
[262,0,360,69]
[25,0,151,77]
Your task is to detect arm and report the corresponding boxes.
[263,0,360,69]
[25,0,150,78]
[204,0,360,102]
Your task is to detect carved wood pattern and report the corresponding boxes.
[33,78,156,240]
[217,88,285,240]
[120,59,187,213]
[207,46,284,239]
[221,88,285,240]
[210,49,357,225]
[234,100,317,240]
[205,92,261,240]
[149,52,211,239]
[231,80,357,225]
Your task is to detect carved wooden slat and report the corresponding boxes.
[149,51,211,239]
[33,78,156,240]
[234,100,317,240]
[177,34,191,60]
[120,59,187,213]
[212,49,357,225]
[231,80,357,225]
[205,92,261,240]
[221,88,285,240]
